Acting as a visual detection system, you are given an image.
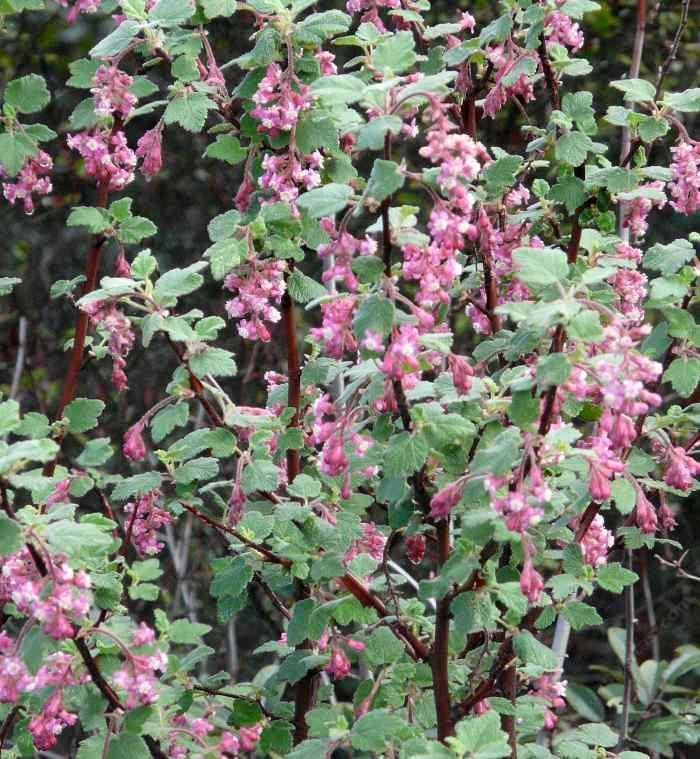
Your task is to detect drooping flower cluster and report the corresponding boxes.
[67,129,137,192]
[251,63,312,136]
[318,218,377,292]
[224,258,287,342]
[483,47,536,119]
[124,491,173,556]
[486,471,549,535]
[576,513,613,566]
[669,140,700,215]
[113,624,168,708]
[622,181,667,239]
[55,0,101,22]
[530,674,567,730]
[545,11,584,51]
[258,150,324,207]
[1,150,53,215]
[136,125,165,180]
[0,549,92,639]
[82,300,136,391]
[310,297,357,358]
[345,0,400,31]
[91,65,137,120]
[345,522,387,564]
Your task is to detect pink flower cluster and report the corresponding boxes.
[530,673,567,730]
[430,480,466,521]
[259,150,324,207]
[405,534,426,564]
[622,181,666,239]
[380,325,421,385]
[664,445,700,491]
[345,0,400,31]
[113,624,167,708]
[1,150,53,215]
[324,638,365,681]
[124,491,173,556]
[318,218,377,292]
[486,471,548,534]
[576,513,613,566]
[0,549,91,640]
[224,258,286,342]
[136,126,164,180]
[56,0,101,22]
[310,297,357,358]
[483,47,536,119]
[669,140,700,215]
[91,66,137,120]
[251,63,312,136]
[67,129,136,192]
[345,523,387,564]
[29,691,78,750]
[82,300,135,392]
[545,12,584,51]
[585,435,626,503]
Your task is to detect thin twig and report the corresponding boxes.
[10,316,28,400]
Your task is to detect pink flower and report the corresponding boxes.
[449,354,474,394]
[345,523,387,564]
[310,297,357,358]
[576,514,613,567]
[238,725,263,753]
[315,51,337,75]
[124,491,173,556]
[46,477,72,509]
[91,65,137,119]
[113,649,167,709]
[251,63,311,136]
[430,481,465,520]
[622,181,666,239]
[224,258,286,342]
[664,446,700,491]
[123,421,148,462]
[220,732,240,756]
[1,150,53,215]
[634,489,658,534]
[82,301,135,392]
[67,129,136,192]
[0,648,35,703]
[545,11,584,51]
[530,674,567,730]
[325,648,351,680]
[669,140,700,215]
[520,557,544,603]
[381,326,421,383]
[28,691,78,750]
[405,534,426,565]
[136,126,164,180]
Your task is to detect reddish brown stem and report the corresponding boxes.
[431,519,454,741]
[43,184,110,478]
[483,256,502,334]
[281,282,301,481]
[537,36,561,112]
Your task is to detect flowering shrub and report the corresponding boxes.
[1,0,699,757]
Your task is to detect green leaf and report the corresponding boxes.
[366,159,404,202]
[566,682,605,722]
[242,460,280,493]
[169,618,212,644]
[555,131,594,166]
[91,20,142,58]
[46,520,113,556]
[287,270,327,303]
[174,456,219,484]
[663,357,700,398]
[562,601,603,630]
[64,398,105,434]
[67,206,112,234]
[351,710,404,752]
[118,216,157,244]
[4,74,50,113]
[287,474,321,500]
[295,10,351,43]
[295,112,338,154]
[149,0,193,24]
[452,591,499,634]
[483,154,522,195]
[513,631,559,670]
[0,276,22,295]
[354,294,394,338]
[373,30,417,74]
[153,263,206,301]
[513,246,569,287]
[662,88,700,113]
[77,437,114,467]
[384,432,428,478]
[453,711,511,759]
[549,175,586,213]
[0,132,38,177]
[151,403,189,443]
[0,514,23,556]
[611,78,656,103]
[596,562,638,593]
[297,183,352,218]
[205,134,246,165]
[472,427,522,476]
[610,477,635,515]
[164,91,216,132]
[286,598,315,646]
[356,116,402,151]
[204,237,247,280]
[107,733,150,759]
[201,0,235,17]
[189,347,237,378]
[644,239,695,275]
[509,390,539,430]
[112,472,162,501]
[310,75,365,106]
[208,210,242,242]
[365,626,404,665]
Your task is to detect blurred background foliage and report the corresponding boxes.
[1,0,699,734]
